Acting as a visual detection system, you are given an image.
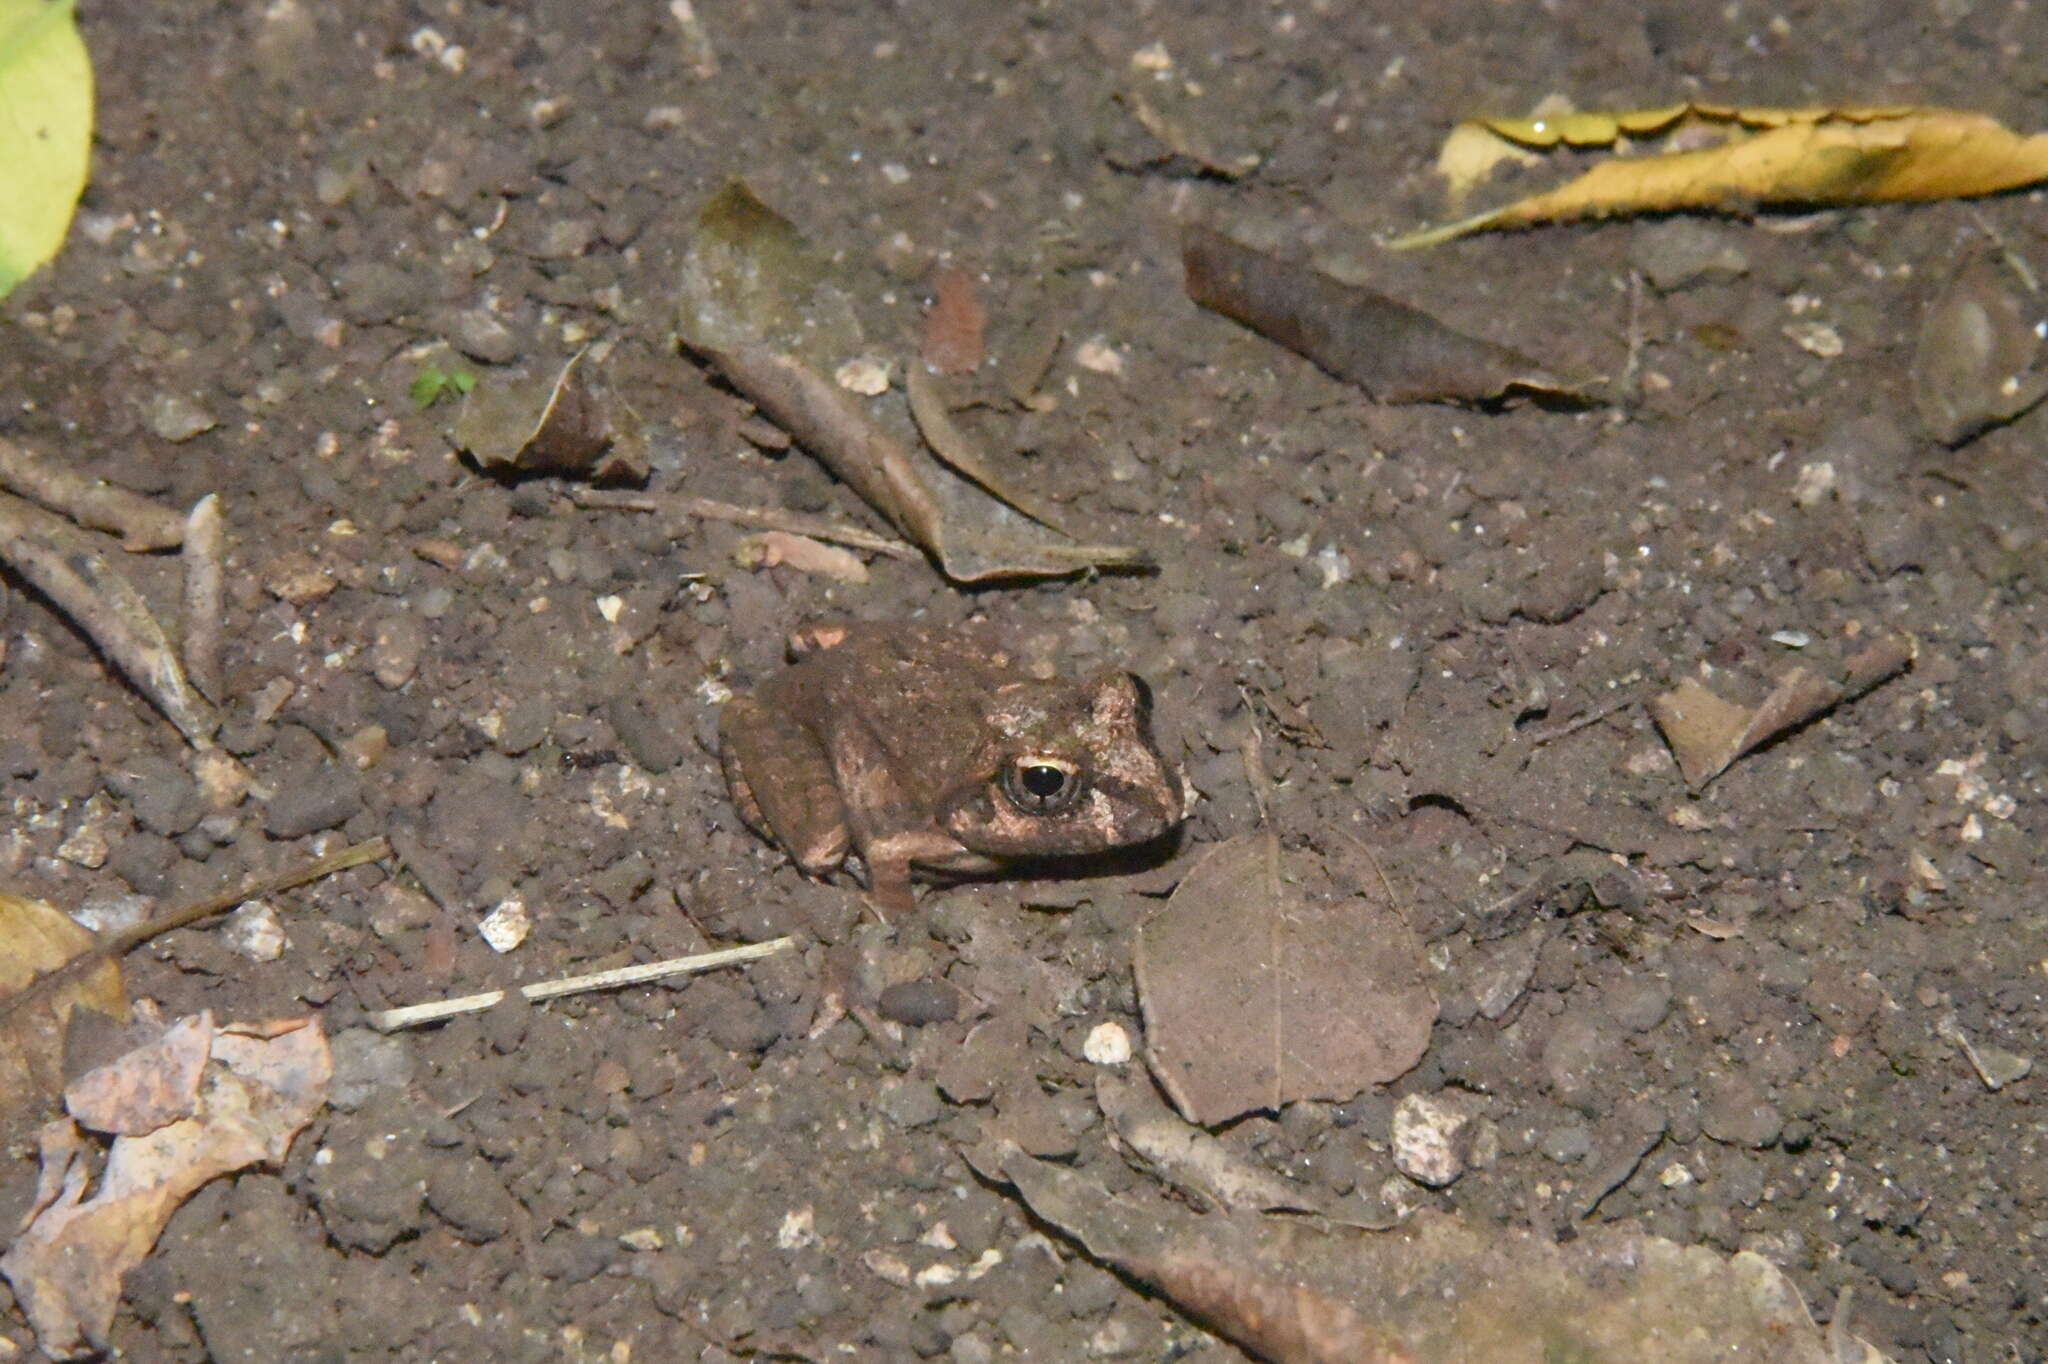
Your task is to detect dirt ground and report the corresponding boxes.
[3,1,2046,1360]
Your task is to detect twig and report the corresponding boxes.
[0,838,391,1030]
[0,489,218,746]
[364,937,797,1031]
[0,435,187,551]
[569,486,920,560]
[181,494,225,703]
[1525,687,1642,747]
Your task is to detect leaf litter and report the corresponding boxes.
[0,892,127,1118]
[970,1142,1897,1364]
[1182,225,1590,405]
[1134,832,1436,1126]
[676,180,1147,582]
[0,1007,332,1360]
[1649,632,1915,788]
[1397,102,2048,247]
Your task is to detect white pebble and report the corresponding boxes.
[478,896,530,953]
[1082,1021,1132,1065]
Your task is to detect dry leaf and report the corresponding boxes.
[1398,103,2048,247]
[975,1144,1897,1364]
[0,1016,331,1360]
[679,184,1148,582]
[0,492,218,747]
[1912,253,2048,445]
[1120,87,1262,180]
[735,529,870,583]
[451,348,650,483]
[1135,833,1436,1126]
[62,1011,211,1137]
[1183,226,1589,404]
[0,892,126,1121]
[1097,1070,1342,1217]
[1649,634,1915,787]
[904,364,1072,534]
[920,266,986,374]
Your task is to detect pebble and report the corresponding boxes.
[1081,1021,1131,1065]
[877,1079,945,1129]
[1628,220,1749,291]
[877,979,959,1026]
[105,756,204,837]
[424,1155,520,1244]
[328,1028,415,1112]
[145,392,218,442]
[477,896,530,953]
[1699,1073,1783,1148]
[223,901,287,961]
[1391,1092,1472,1187]
[370,615,426,689]
[262,763,364,838]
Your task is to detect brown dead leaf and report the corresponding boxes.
[1183,226,1589,404]
[679,182,1149,581]
[0,492,218,748]
[0,1016,330,1360]
[920,266,986,375]
[62,1010,210,1137]
[974,1144,1896,1364]
[1912,253,2048,445]
[1399,104,2048,247]
[735,529,870,583]
[0,892,126,1121]
[1650,634,1915,787]
[1135,833,1436,1126]
[451,348,650,483]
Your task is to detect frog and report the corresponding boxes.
[718,622,1184,913]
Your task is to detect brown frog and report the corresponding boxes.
[719,622,1184,912]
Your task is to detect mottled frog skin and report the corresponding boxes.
[719,622,1183,912]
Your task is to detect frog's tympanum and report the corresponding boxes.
[720,623,1183,912]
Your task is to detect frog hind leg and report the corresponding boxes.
[718,695,851,874]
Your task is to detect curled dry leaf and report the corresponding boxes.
[678,181,1147,582]
[972,1144,1897,1364]
[0,1016,331,1360]
[1400,103,2048,247]
[0,892,127,1122]
[1912,253,2048,445]
[0,491,218,747]
[1097,1070,1335,1216]
[1183,226,1588,405]
[0,436,186,551]
[1135,833,1436,1126]
[451,348,650,483]
[62,1010,211,1137]
[1649,633,1915,788]
[735,529,870,583]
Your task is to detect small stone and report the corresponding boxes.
[424,1155,520,1244]
[105,756,203,837]
[370,615,426,689]
[327,1029,415,1112]
[1628,220,1749,291]
[1391,1092,1472,1188]
[145,392,217,442]
[368,882,438,939]
[876,979,959,1027]
[478,897,530,953]
[1075,336,1124,375]
[223,901,287,962]
[834,356,890,395]
[1700,1073,1783,1148]
[1541,1124,1594,1163]
[1792,460,1837,507]
[1081,1021,1132,1065]
[877,1079,945,1129]
[263,764,363,838]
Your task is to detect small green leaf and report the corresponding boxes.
[0,0,94,299]
[410,365,475,409]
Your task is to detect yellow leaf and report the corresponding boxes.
[0,0,94,298]
[1397,105,2048,248]
[0,891,127,1119]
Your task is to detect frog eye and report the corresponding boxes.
[1000,756,1083,815]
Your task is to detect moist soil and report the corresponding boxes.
[3,3,2045,1361]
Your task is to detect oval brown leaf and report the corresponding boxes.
[1135,833,1436,1126]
